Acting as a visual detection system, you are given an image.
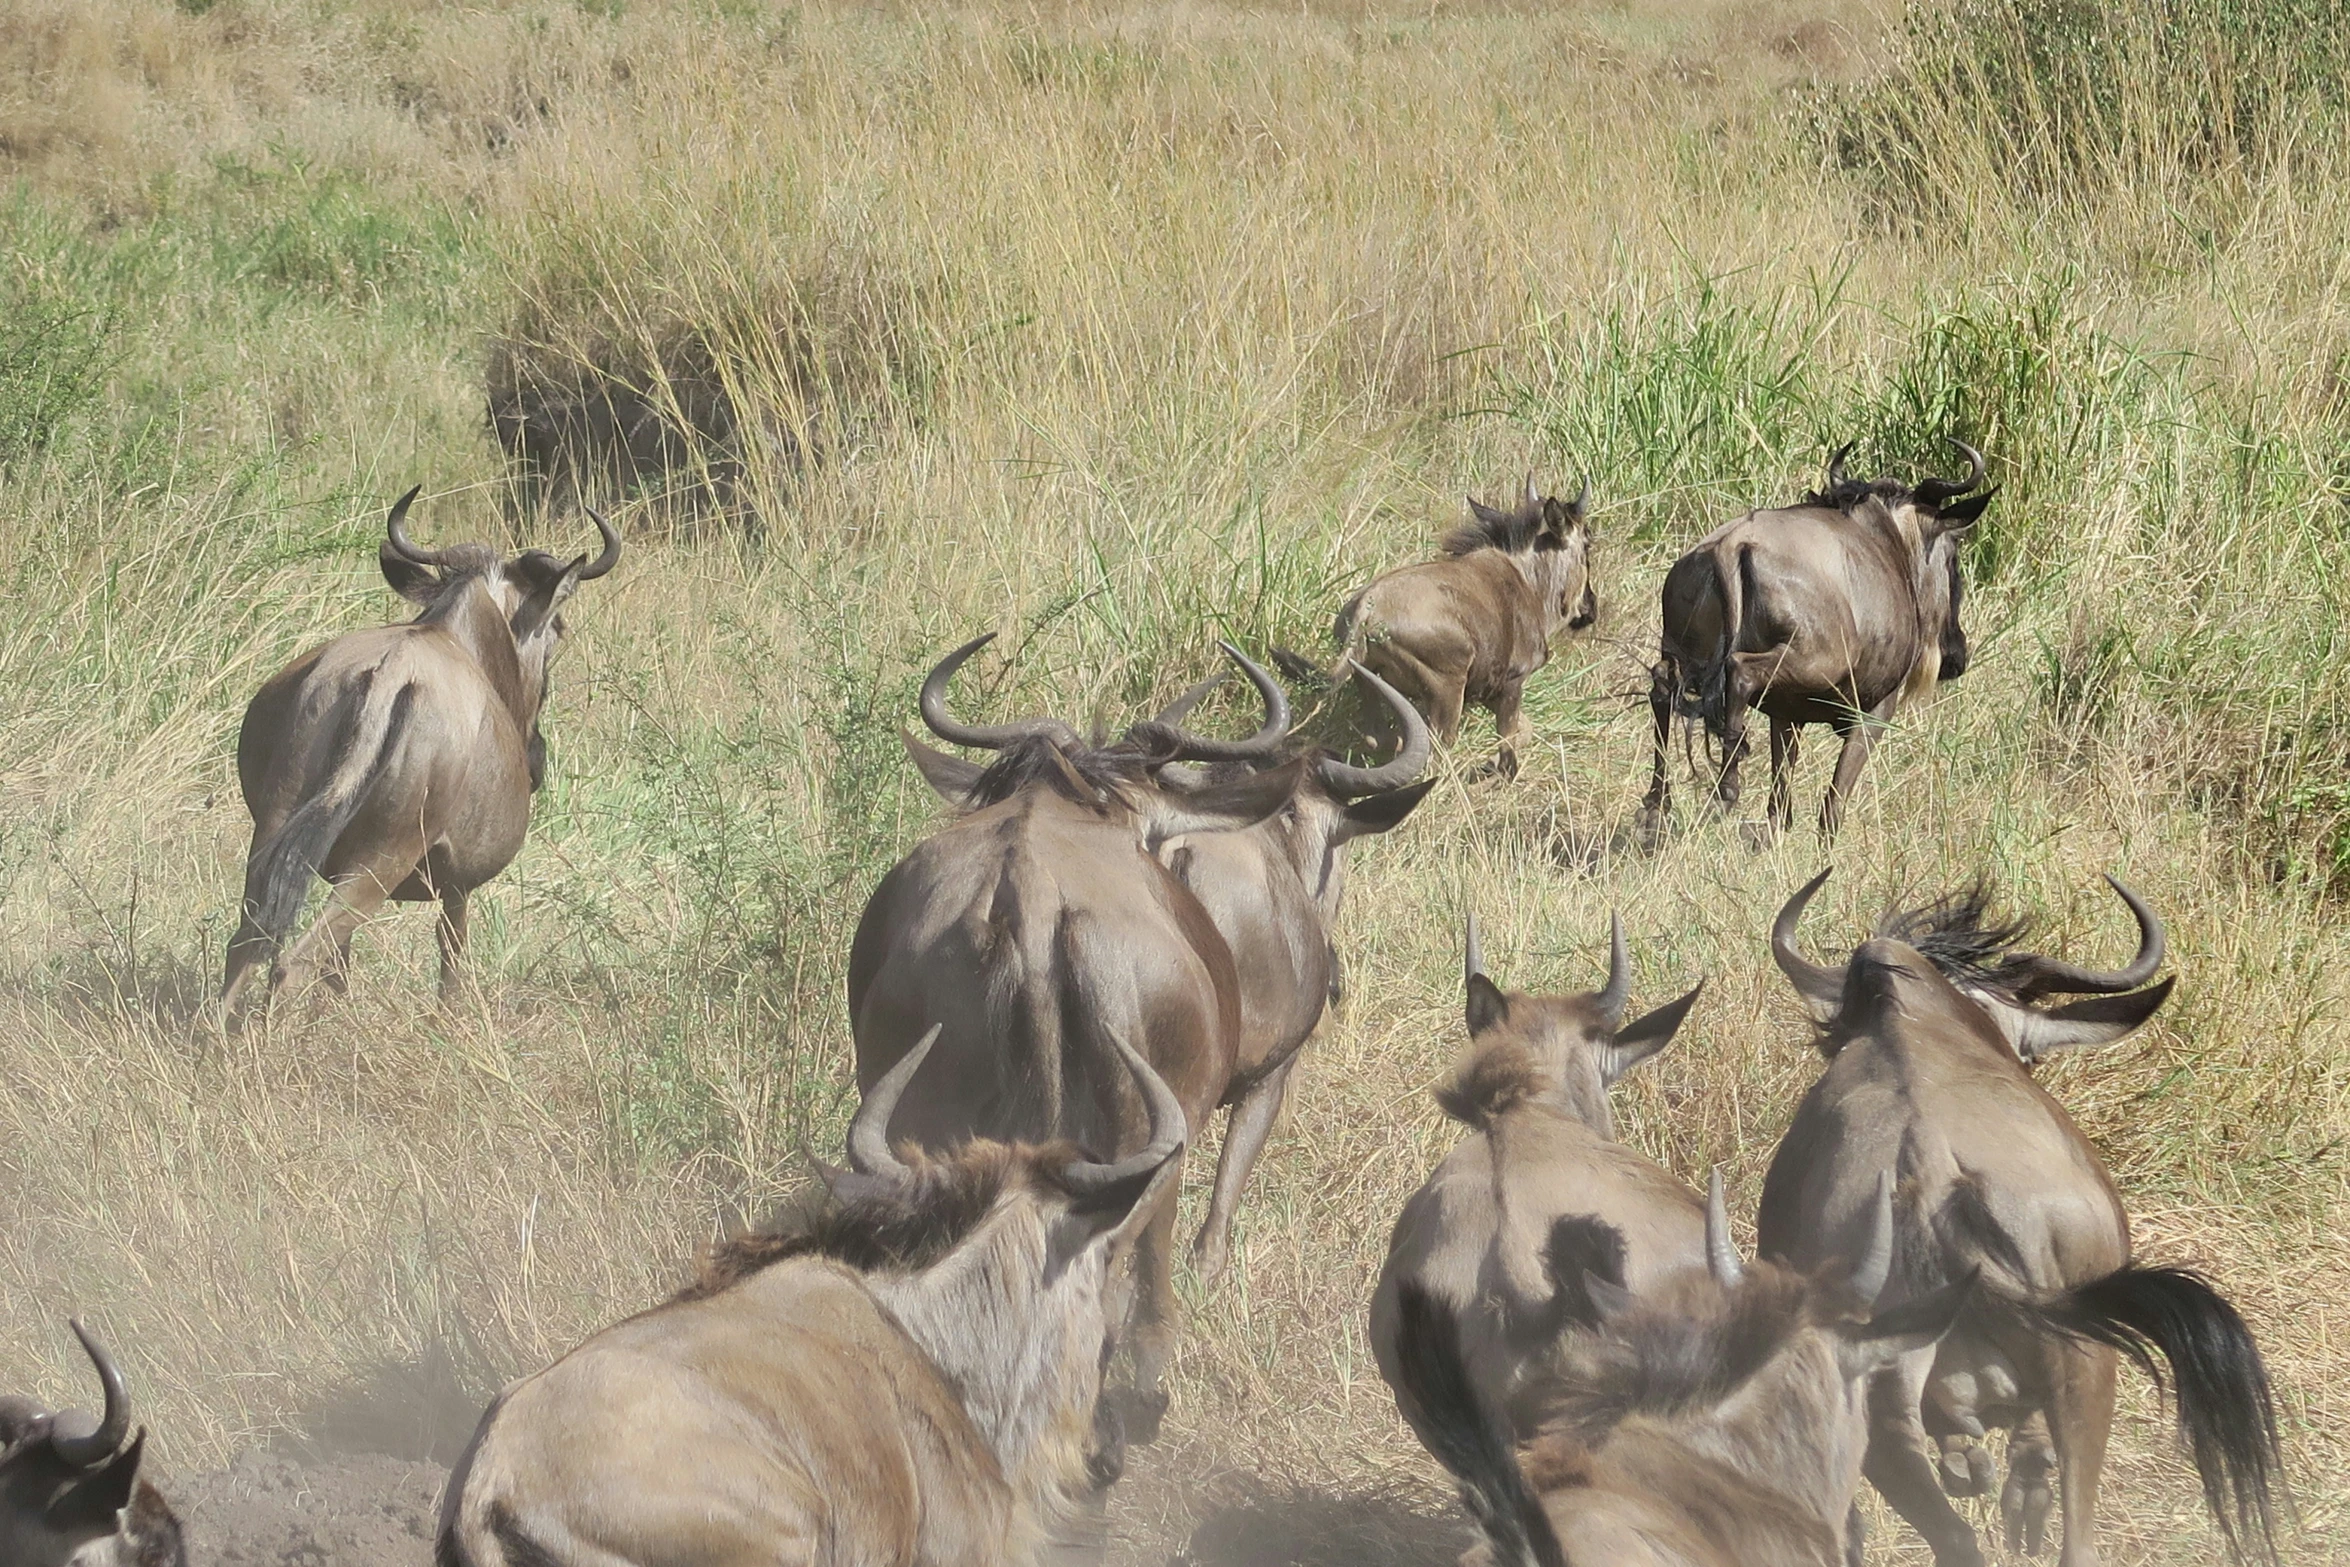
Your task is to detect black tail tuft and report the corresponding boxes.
[2023,1264,2285,1565]
[1391,1283,1567,1567]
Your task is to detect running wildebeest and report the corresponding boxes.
[1390,1172,1973,1567]
[221,487,619,1023]
[1131,663,1433,1283]
[854,634,1305,1429]
[437,1024,1185,1567]
[1335,477,1598,776]
[1369,913,1703,1459]
[1760,870,2284,1567]
[1639,441,1995,841]
[907,653,1433,1287]
[2,1322,186,1567]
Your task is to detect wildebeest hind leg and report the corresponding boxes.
[1191,1054,1298,1288]
[1767,719,1801,836]
[1637,665,1674,845]
[1114,1177,1183,1444]
[436,887,472,1002]
[1864,1358,1986,1567]
[2045,1341,2116,1567]
[273,833,427,1001]
[1820,694,1897,838]
[1487,682,1527,779]
[2003,1409,2057,1557]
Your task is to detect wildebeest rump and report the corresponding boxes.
[1,1321,186,1567]
[221,488,620,1023]
[852,633,1304,1425]
[1758,871,2284,1567]
[1640,442,1995,839]
[1337,477,1598,775]
[436,1023,1186,1567]
[1389,1172,1973,1567]
[1370,913,1703,1459]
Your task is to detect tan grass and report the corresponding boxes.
[1,2,2346,1563]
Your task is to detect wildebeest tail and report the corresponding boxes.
[1688,541,1754,739]
[244,668,419,946]
[1390,1282,1567,1567]
[2001,1263,2285,1565]
[1333,588,1367,650]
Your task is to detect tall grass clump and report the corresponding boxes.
[1819,0,2350,232]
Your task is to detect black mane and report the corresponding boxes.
[1873,882,2038,1002]
[1799,473,1920,513]
[964,734,1162,812]
[1439,497,1549,557]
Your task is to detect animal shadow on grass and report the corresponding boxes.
[1165,1475,1466,1567]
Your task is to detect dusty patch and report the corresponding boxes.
[167,1450,447,1567]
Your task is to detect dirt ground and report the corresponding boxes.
[156,1438,1465,1567]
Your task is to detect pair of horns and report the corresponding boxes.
[1148,651,1430,796]
[1474,476,1591,515]
[1465,909,1629,1028]
[1772,869,2167,1053]
[848,1024,1187,1198]
[1824,438,1985,506]
[1703,1167,1893,1304]
[921,634,1284,759]
[383,486,623,580]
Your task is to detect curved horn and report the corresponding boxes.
[1061,1030,1189,1198]
[919,634,1081,752]
[2015,875,2166,998]
[1314,665,1431,796]
[847,1025,940,1182]
[1913,437,1987,508]
[49,1320,129,1470]
[1593,910,1629,1028]
[1143,643,1291,762]
[577,507,623,580]
[1825,442,1854,490]
[1465,911,1486,986]
[1772,869,1846,1024]
[1849,1170,1896,1305]
[1524,471,1540,508]
[1570,477,1590,516]
[382,485,445,566]
[1705,1168,1743,1287]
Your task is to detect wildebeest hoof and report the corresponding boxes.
[1191,1233,1229,1291]
[1937,1436,1993,1497]
[1737,818,1780,852]
[2002,1474,2052,1555]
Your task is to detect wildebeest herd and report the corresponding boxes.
[6,445,2292,1567]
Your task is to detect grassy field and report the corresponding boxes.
[2,0,2348,1560]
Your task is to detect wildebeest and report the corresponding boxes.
[438,1023,1185,1567]
[221,487,619,1023]
[1639,442,1995,840]
[1132,662,1433,1283]
[1390,1171,1973,1567]
[1369,913,1703,1458]
[2,1321,186,1567]
[1336,477,1598,776]
[853,633,1306,1426]
[1759,870,2284,1567]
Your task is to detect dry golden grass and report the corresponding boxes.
[1,1,2346,1563]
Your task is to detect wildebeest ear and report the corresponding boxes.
[1603,980,1704,1084]
[812,1159,899,1208]
[1466,495,1509,526]
[1994,977,2174,1062]
[1147,757,1305,839]
[1925,486,1998,539]
[901,730,984,805]
[509,554,585,647]
[43,1429,146,1533]
[1839,1270,1977,1375]
[1465,972,1510,1037]
[1580,1269,1636,1323]
[1050,1147,1184,1275]
[1336,777,1436,842]
[379,544,442,604]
